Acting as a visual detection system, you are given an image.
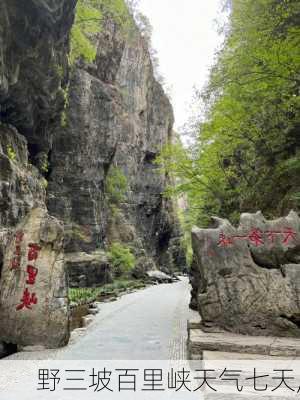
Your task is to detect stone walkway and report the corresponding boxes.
[188,322,300,359]
[7,277,197,360]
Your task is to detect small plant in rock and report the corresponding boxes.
[105,166,128,206]
[41,178,48,189]
[7,145,16,162]
[107,242,136,277]
[41,159,49,174]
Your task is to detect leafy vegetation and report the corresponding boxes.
[40,159,49,174]
[69,279,144,305]
[60,86,69,128]
[157,0,300,242]
[107,242,136,276]
[105,166,128,208]
[7,145,16,162]
[70,0,132,64]
[41,177,48,190]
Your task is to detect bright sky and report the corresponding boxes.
[138,0,225,132]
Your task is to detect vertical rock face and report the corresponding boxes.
[191,211,300,337]
[0,0,76,348]
[0,124,46,229]
[0,0,76,150]
[47,16,182,271]
[0,208,68,348]
[0,1,183,347]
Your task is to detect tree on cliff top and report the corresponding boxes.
[70,0,130,63]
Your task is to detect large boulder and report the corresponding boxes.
[191,211,300,337]
[147,269,176,284]
[65,251,113,288]
[0,207,69,348]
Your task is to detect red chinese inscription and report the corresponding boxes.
[16,288,38,310]
[248,228,264,247]
[28,243,41,262]
[26,265,38,285]
[217,227,297,248]
[11,231,24,270]
[218,233,233,247]
[265,230,281,243]
[283,228,297,245]
[16,242,41,311]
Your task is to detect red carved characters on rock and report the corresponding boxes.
[218,232,233,247]
[265,230,281,243]
[11,231,24,270]
[28,243,41,262]
[16,242,41,311]
[248,228,264,247]
[217,227,297,249]
[26,265,38,285]
[283,227,297,245]
[16,288,38,310]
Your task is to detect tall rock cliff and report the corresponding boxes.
[45,5,184,274]
[0,0,183,347]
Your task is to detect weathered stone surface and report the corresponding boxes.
[0,124,46,228]
[0,0,76,149]
[147,269,176,283]
[188,328,300,359]
[191,211,300,337]
[131,256,156,279]
[0,207,69,348]
[189,257,200,311]
[47,15,182,275]
[65,251,112,288]
[82,315,94,328]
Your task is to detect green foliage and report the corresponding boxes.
[40,160,49,174]
[70,0,132,64]
[107,242,136,276]
[60,86,69,128]
[69,287,97,304]
[69,279,145,305]
[54,64,64,79]
[70,1,101,64]
[41,178,48,189]
[7,145,16,162]
[61,111,68,128]
[157,0,300,229]
[105,166,128,206]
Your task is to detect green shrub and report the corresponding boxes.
[41,159,49,173]
[107,242,135,276]
[68,279,144,305]
[70,0,132,64]
[60,86,69,128]
[41,178,48,189]
[7,145,16,162]
[70,2,101,64]
[69,288,97,304]
[105,166,128,206]
[61,110,68,128]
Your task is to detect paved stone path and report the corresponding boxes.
[8,277,197,360]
